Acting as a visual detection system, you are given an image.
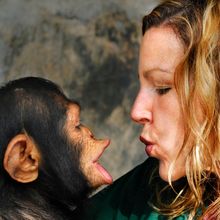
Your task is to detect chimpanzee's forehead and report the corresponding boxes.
[66,103,81,123]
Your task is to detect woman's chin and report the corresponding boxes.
[158,162,186,182]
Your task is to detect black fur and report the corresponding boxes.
[0,77,91,219]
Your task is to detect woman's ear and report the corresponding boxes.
[3,134,40,183]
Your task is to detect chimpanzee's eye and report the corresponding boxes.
[75,124,81,129]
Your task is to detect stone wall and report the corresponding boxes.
[0,0,159,180]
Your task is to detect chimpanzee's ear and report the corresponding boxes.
[3,134,40,183]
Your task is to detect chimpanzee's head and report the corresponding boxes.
[0,77,112,207]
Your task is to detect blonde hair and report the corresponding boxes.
[142,0,220,219]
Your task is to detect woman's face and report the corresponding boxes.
[131,26,186,181]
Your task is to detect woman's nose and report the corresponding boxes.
[130,89,153,125]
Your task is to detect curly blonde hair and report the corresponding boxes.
[142,0,220,219]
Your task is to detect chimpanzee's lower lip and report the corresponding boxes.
[94,161,113,184]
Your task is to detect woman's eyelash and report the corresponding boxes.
[155,87,171,95]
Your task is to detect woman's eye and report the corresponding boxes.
[156,87,171,95]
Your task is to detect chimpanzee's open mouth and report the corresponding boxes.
[92,140,113,184]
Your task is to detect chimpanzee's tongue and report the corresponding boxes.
[95,162,113,184]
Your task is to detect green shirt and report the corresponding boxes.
[78,158,189,220]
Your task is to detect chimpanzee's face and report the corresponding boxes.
[65,104,113,188]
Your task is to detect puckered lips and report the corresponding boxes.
[140,136,154,156]
[92,140,113,184]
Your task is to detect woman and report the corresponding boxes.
[78,0,220,219]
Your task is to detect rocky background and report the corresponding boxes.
[0,0,159,180]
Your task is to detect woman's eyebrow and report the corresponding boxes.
[143,67,172,75]
[142,68,173,80]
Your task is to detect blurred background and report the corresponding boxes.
[0,0,159,180]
